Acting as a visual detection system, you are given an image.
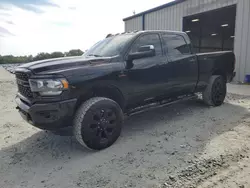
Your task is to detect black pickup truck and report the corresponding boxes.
[15,30,235,150]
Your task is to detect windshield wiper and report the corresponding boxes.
[87,54,103,57]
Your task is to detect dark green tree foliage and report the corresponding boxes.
[65,49,84,57]
[32,52,51,61]
[0,55,32,64]
[50,51,64,59]
[0,49,84,64]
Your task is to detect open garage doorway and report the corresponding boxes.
[183,5,236,53]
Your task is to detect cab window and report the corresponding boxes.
[130,34,163,56]
[162,34,191,56]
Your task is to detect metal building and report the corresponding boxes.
[123,0,250,82]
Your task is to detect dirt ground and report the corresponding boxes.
[1,66,250,188]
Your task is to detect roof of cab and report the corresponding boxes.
[120,30,187,37]
[106,30,189,41]
[136,30,186,35]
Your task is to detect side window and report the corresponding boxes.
[130,34,162,56]
[162,34,191,56]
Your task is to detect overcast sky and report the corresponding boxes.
[0,0,173,56]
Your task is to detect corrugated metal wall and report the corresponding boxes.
[145,0,237,30]
[124,16,143,32]
[234,0,250,82]
[124,0,250,82]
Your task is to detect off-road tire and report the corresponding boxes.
[73,97,123,150]
[202,75,227,106]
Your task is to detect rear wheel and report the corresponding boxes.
[202,75,226,106]
[73,97,123,150]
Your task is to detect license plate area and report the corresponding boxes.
[18,107,33,124]
[19,108,28,121]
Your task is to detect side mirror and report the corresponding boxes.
[127,45,156,61]
[138,45,155,52]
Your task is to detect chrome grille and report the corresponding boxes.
[15,72,29,81]
[17,84,33,98]
[15,71,33,98]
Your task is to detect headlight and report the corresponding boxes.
[29,78,69,96]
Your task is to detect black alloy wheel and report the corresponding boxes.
[202,75,227,106]
[211,78,226,106]
[87,108,117,144]
[74,97,123,150]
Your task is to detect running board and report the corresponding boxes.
[126,94,197,116]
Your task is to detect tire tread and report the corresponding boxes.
[202,75,226,106]
[73,97,119,150]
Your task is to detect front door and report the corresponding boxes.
[124,33,170,105]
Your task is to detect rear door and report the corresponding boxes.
[162,34,198,94]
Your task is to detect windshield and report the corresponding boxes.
[84,34,135,57]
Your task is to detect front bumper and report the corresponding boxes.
[16,97,77,130]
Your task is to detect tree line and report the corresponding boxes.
[0,49,84,64]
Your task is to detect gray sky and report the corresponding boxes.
[0,0,173,56]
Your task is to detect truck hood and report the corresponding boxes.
[18,56,112,74]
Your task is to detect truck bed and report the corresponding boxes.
[196,51,235,88]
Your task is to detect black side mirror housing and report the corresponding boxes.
[127,45,156,62]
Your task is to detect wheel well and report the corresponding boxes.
[75,85,126,111]
[212,70,227,81]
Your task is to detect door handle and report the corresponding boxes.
[118,71,127,78]
[189,58,196,63]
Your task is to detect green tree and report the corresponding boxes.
[33,53,51,61]
[65,49,84,57]
[0,49,84,64]
[50,51,64,59]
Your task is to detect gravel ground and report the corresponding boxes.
[1,67,250,188]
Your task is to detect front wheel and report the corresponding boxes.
[202,75,227,106]
[73,97,123,150]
